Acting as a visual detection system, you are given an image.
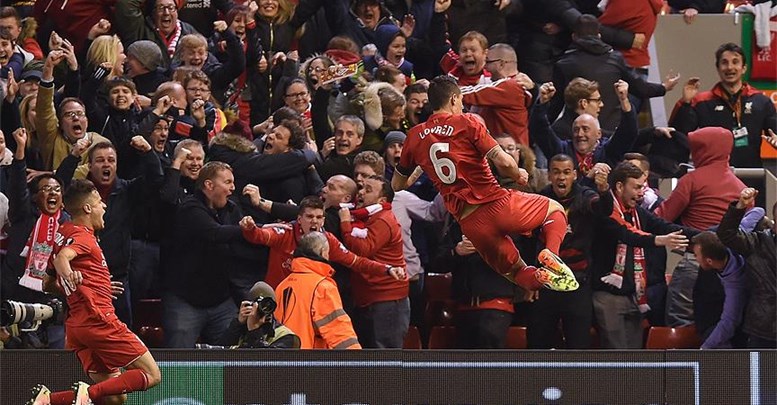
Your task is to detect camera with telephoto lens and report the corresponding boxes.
[0,299,64,332]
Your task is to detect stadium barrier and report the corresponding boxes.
[1,349,775,404]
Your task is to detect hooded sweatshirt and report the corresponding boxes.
[655,127,745,230]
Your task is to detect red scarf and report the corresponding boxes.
[602,191,649,313]
[575,151,595,177]
[348,202,392,239]
[158,21,182,58]
[19,210,61,291]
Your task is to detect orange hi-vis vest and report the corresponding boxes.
[274,257,361,350]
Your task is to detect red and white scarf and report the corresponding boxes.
[19,210,61,291]
[601,191,650,313]
[348,202,392,239]
[158,21,182,58]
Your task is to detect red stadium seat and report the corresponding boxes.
[423,299,457,328]
[645,325,702,349]
[137,326,165,348]
[506,326,527,349]
[427,326,457,349]
[403,326,422,349]
[133,298,163,329]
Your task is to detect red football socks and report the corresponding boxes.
[49,369,149,405]
[541,210,567,254]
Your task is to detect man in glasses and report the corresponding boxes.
[36,50,110,171]
[1,128,81,349]
[114,0,200,66]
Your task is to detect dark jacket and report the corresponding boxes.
[550,36,666,131]
[215,317,300,349]
[592,204,697,296]
[133,68,171,98]
[432,219,520,304]
[91,150,163,278]
[315,150,360,182]
[165,191,246,307]
[539,183,612,279]
[531,102,638,187]
[717,202,777,342]
[669,83,777,168]
[207,134,319,195]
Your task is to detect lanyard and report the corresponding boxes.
[725,91,743,127]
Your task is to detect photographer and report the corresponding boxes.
[214,281,300,349]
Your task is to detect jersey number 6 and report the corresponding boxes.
[430,142,456,184]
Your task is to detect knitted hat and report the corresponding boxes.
[249,281,275,301]
[127,40,164,72]
[20,61,44,82]
[383,130,406,150]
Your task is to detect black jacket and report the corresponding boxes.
[91,150,163,278]
[591,204,697,296]
[166,192,249,307]
[550,36,666,131]
[717,202,777,341]
[539,183,612,279]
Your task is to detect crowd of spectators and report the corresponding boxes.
[0,0,775,351]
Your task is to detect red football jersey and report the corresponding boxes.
[55,222,116,326]
[398,112,508,217]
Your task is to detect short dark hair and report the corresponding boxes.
[428,75,460,111]
[404,83,427,98]
[63,179,97,215]
[58,97,86,119]
[29,173,62,196]
[272,106,302,126]
[276,119,307,150]
[549,153,575,166]
[609,161,645,189]
[692,231,728,262]
[0,6,20,24]
[87,141,116,164]
[623,152,650,172]
[105,77,137,95]
[575,14,600,37]
[715,42,746,67]
[196,161,232,190]
[298,195,324,215]
[368,174,394,202]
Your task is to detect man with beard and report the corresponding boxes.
[1,128,83,349]
[37,50,110,171]
[84,139,163,327]
[529,154,612,349]
[591,162,698,348]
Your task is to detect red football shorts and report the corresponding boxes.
[459,190,550,275]
[66,320,148,375]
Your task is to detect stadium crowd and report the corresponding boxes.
[0,0,775,356]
